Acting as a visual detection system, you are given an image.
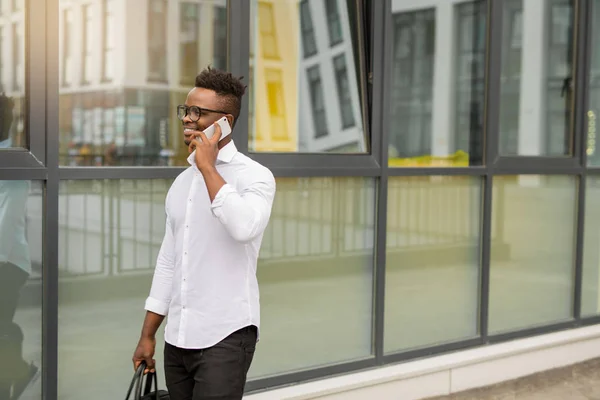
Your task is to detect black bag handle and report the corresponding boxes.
[126,362,159,400]
[125,363,144,400]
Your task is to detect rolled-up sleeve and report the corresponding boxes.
[211,169,276,243]
[144,214,175,316]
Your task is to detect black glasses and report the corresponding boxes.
[176,105,228,122]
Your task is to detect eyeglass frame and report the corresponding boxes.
[176,104,230,122]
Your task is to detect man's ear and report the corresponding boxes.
[226,115,234,129]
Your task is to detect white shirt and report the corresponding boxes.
[144,140,276,349]
[0,179,31,274]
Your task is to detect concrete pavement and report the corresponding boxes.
[427,357,600,400]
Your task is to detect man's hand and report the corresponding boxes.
[188,122,223,171]
[132,336,156,374]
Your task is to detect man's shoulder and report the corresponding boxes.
[233,152,274,182]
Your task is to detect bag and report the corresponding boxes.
[125,362,170,400]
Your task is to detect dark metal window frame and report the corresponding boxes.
[3,0,600,398]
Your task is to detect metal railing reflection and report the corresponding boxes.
[26,177,502,279]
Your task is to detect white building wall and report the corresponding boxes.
[299,0,365,152]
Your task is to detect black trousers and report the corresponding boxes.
[0,262,29,400]
[164,325,257,400]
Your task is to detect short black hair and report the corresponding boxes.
[195,67,247,126]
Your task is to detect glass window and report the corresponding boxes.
[148,0,167,83]
[333,54,355,129]
[180,3,200,86]
[102,0,116,82]
[498,0,575,157]
[212,6,228,71]
[0,3,25,149]
[325,0,343,46]
[0,180,43,400]
[58,1,228,166]
[258,2,279,60]
[249,177,375,377]
[57,178,374,393]
[62,9,74,87]
[489,176,577,333]
[307,65,328,138]
[389,1,487,167]
[581,176,600,316]
[384,176,481,352]
[82,5,94,85]
[586,0,600,165]
[300,0,317,58]
[249,0,367,153]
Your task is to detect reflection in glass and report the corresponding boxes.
[388,0,487,167]
[249,0,366,153]
[384,177,481,353]
[58,180,171,399]
[58,1,228,166]
[250,177,374,377]
[0,4,25,149]
[498,0,575,156]
[587,1,600,165]
[57,178,374,393]
[581,176,600,316]
[489,176,576,333]
[0,180,43,399]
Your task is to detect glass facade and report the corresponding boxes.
[4,0,600,399]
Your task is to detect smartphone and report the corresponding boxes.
[203,116,232,141]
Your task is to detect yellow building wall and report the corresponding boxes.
[251,0,299,152]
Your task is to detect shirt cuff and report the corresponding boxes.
[210,183,236,219]
[144,297,169,316]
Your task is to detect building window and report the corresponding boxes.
[453,0,487,165]
[82,5,93,84]
[307,65,328,138]
[265,69,287,140]
[12,22,22,91]
[300,0,317,58]
[325,0,343,46]
[62,9,74,87]
[102,0,116,81]
[0,27,3,90]
[258,2,279,60]
[389,10,435,158]
[333,54,355,129]
[180,2,199,86]
[213,6,227,70]
[148,0,167,82]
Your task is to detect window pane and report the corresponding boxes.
[498,0,575,157]
[587,1,600,165]
[249,0,367,153]
[0,180,43,399]
[57,178,374,393]
[58,1,228,166]
[249,177,374,377]
[384,177,481,352]
[58,180,171,398]
[489,176,576,333]
[581,176,600,316]
[389,1,486,167]
[0,5,25,149]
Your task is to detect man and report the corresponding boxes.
[0,92,39,400]
[132,67,276,400]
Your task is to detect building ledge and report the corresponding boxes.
[245,324,600,400]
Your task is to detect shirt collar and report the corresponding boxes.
[187,140,238,168]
